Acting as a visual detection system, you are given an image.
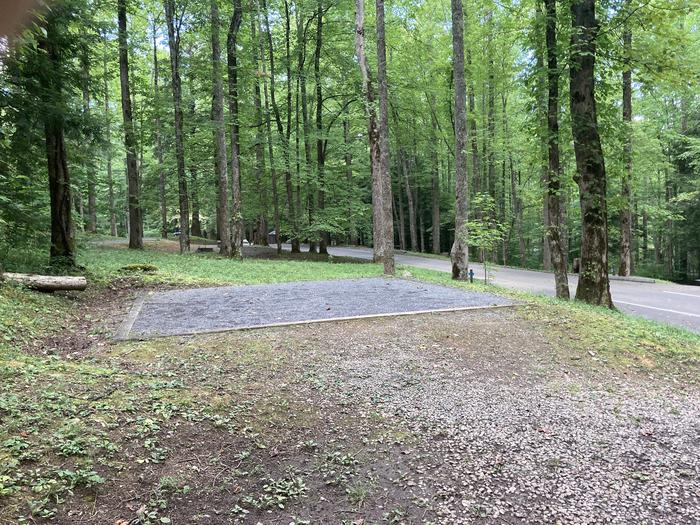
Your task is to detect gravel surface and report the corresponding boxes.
[126,277,514,338]
[291,311,700,524]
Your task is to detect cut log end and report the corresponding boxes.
[1,272,88,292]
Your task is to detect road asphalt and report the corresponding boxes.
[295,245,700,333]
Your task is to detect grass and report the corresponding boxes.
[79,246,382,286]
[402,265,700,374]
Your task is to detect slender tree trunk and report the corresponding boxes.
[315,1,329,254]
[188,99,202,239]
[297,11,315,252]
[401,152,418,251]
[344,115,358,245]
[258,0,282,254]
[618,17,632,276]
[164,0,189,253]
[251,14,268,246]
[544,0,570,298]
[40,16,75,266]
[450,0,469,280]
[569,0,613,307]
[227,0,244,257]
[153,24,168,240]
[263,0,298,253]
[375,0,395,274]
[81,49,97,234]
[211,0,231,256]
[118,0,143,250]
[396,175,406,251]
[430,100,441,254]
[284,0,300,252]
[355,0,384,264]
[102,33,117,237]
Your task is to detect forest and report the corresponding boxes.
[0,0,699,303]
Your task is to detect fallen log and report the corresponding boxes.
[1,272,87,292]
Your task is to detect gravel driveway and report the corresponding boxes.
[289,311,700,524]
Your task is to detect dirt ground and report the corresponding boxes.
[10,279,692,525]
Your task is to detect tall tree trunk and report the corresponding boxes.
[81,48,97,234]
[401,151,418,251]
[569,0,613,307]
[284,0,300,252]
[211,0,231,256]
[188,100,202,238]
[618,16,632,276]
[430,99,441,254]
[315,1,329,254]
[544,0,570,299]
[103,33,117,237]
[118,0,143,250]
[227,0,244,257]
[264,0,298,252]
[450,0,469,280]
[355,0,384,264]
[153,23,168,240]
[40,15,75,266]
[258,0,282,254]
[164,0,190,253]
[344,115,358,245]
[375,0,395,275]
[251,14,268,246]
[396,174,406,251]
[297,10,315,252]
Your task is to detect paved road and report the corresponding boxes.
[288,245,700,333]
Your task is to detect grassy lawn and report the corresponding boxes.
[1,245,698,522]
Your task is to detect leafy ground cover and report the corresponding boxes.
[0,245,698,523]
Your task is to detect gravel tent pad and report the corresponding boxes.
[118,277,517,340]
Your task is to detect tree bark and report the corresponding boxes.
[315,1,329,254]
[211,0,231,256]
[227,0,244,257]
[450,0,469,280]
[284,0,300,252]
[81,48,97,234]
[430,97,441,254]
[251,14,268,246]
[103,32,117,237]
[569,0,613,307]
[544,0,570,299]
[618,16,632,277]
[344,115,358,245]
[188,99,202,239]
[153,23,168,240]
[297,9,315,252]
[39,15,75,267]
[355,0,384,264]
[164,0,190,253]
[118,0,143,250]
[2,273,87,292]
[258,0,282,254]
[375,0,395,275]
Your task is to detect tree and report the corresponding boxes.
[152,20,168,240]
[569,0,613,307]
[210,0,231,256]
[118,0,143,250]
[164,0,190,253]
[450,0,469,280]
[354,0,383,264]
[544,0,570,299]
[39,8,75,267]
[618,4,633,277]
[375,0,395,275]
[227,0,244,257]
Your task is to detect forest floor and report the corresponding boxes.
[1,243,699,524]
